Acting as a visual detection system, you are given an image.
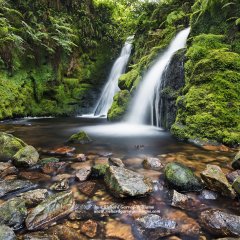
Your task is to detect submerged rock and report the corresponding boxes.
[0,132,27,160]
[17,189,49,207]
[68,131,92,144]
[0,198,27,229]
[78,181,96,196]
[232,176,240,195]
[104,166,153,197]
[200,189,218,200]
[0,162,18,179]
[200,209,240,237]
[26,191,75,230]
[41,162,68,175]
[232,151,240,170]
[13,145,39,167]
[134,214,177,240]
[81,219,98,238]
[200,165,236,199]
[164,162,203,192]
[0,224,16,240]
[143,157,163,170]
[0,179,36,198]
[106,220,134,240]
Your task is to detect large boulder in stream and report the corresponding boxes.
[200,209,240,237]
[200,165,236,199]
[26,191,75,230]
[0,198,27,229]
[0,225,16,240]
[0,179,36,198]
[13,145,39,167]
[0,132,27,160]
[104,166,153,197]
[231,151,240,170]
[164,162,203,192]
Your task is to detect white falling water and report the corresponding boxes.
[93,36,133,117]
[126,28,190,126]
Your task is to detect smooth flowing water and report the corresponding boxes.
[126,28,190,126]
[93,36,133,117]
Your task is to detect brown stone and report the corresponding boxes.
[81,220,98,238]
[0,162,18,179]
[78,181,96,196]
[19,171,51,181]
[43,146,76,156]
[106,220,134,240]
[42,162,68,174]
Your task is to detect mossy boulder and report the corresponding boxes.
[0,132,27,160]
[200,164,236,199]
[231,151,240,170]
[91,164,109,178]
[108,90,130,121]
[164,162,203,192]
[104,166,153,198]
[0,225,16,240]
[0,198,27,230]
[68,131,92,144]
[13,145,39,167]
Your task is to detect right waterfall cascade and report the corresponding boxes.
[126,28,190,127]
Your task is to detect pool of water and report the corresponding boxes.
[0,117,239,239]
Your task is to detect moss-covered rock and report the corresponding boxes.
[38,157,60,166]
[164,162,203,192]
[0,132,27,160]
[233,176,240,195]
[91,164,109,178]
[107,90,130,121]
[13,145,39,167]
[231,151,240,170]
[67,131,92,144]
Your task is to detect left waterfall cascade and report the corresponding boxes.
[81,36,134,118]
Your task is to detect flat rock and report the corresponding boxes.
[200,165,236,199]
[0,198,27,229]
[106,220,134,240]
[41,162,68,174]
[143,157,163,170]
[104,166,153,197]
[200,209,240,237]
[0,162,18,179]
[13,145,39,167]
[134,214,177,240]
[17,189,49,207]
[75,167,91,182]
[26,191,75,230]
[164,162,203,192]
[81,219,97,238]
[0,224,16,240]
[0,179,36,198]
[0,132,27,160]
[19,171,51,182]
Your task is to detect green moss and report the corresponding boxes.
[92,164,109,178]
[68,131,92,144]
[107,90,130,121]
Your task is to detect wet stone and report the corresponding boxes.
[109,157,125,167]
[38,157,59,166]
[143,157,163,170]
[232,176,240,195]
[41,162,68,175]
[200,189,218,200]
[78,181,96,196]
[104,166,153,197]
[42,147,76,156]
[23,231,53,240]
[134,214,177,240]
[200,165,236,199]
[75,166,91,182]
[0,162,18,179]
[81,219,98,238]
[50,179,70,191]
[0,179,36,198]
[26,191,75,230]
[200,209,240,237]
[0,198,27,230]
[226,170,240,184]
[231,151,240,170]
[19,171,51,182]
[67,131,92,144]
[0,224,16,240]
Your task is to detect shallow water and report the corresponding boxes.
[0,117,239,239]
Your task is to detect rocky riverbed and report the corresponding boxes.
[0,118,239,240]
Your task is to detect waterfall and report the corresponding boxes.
[93,36,133,117]
[126,28,190,126]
